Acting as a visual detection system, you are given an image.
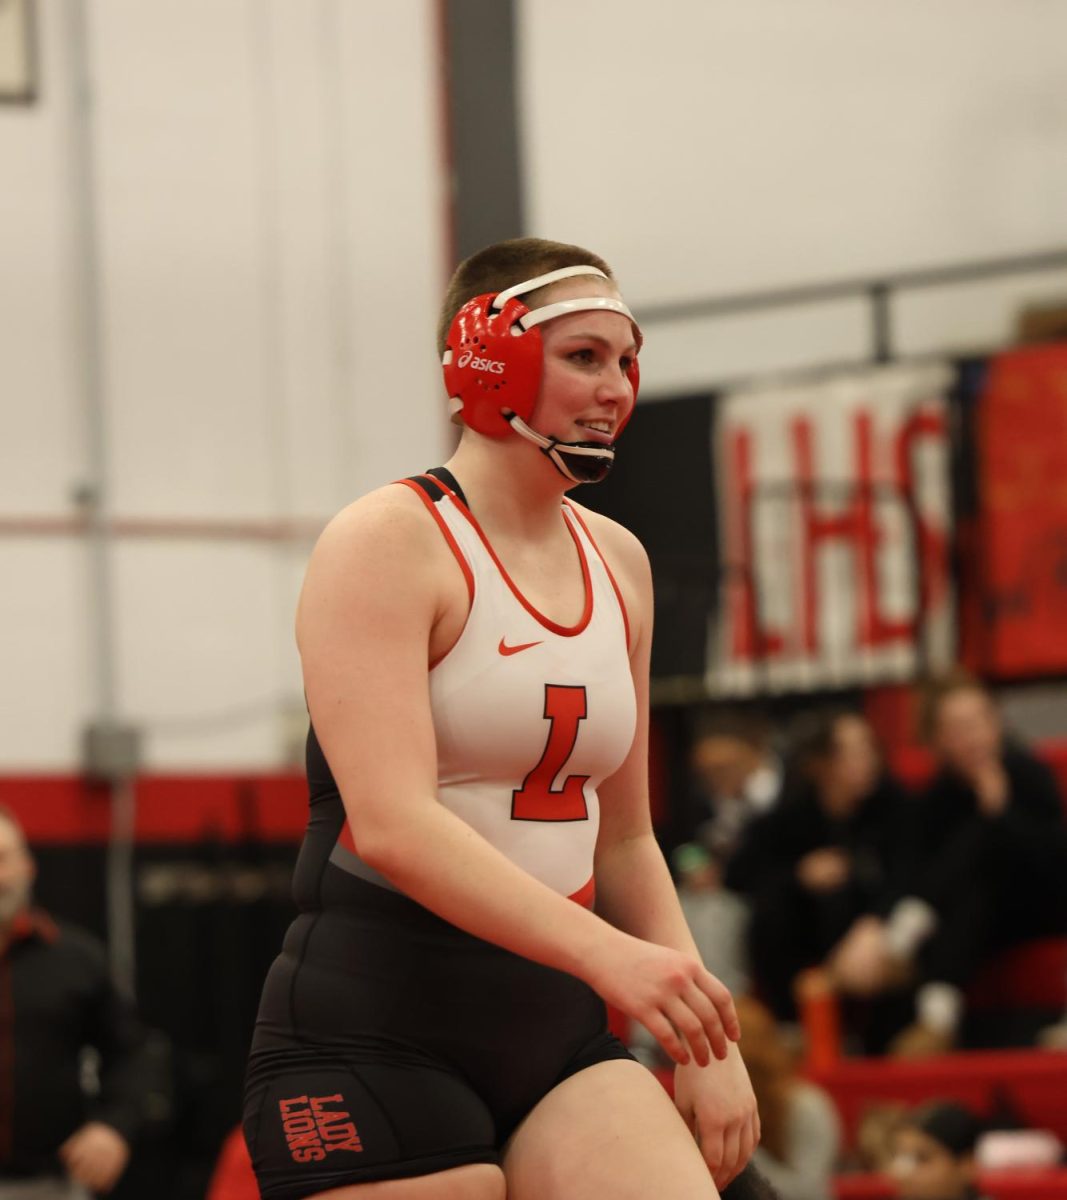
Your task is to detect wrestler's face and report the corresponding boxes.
[889,1128,974,1200]
[0,817,34,925]
[531,277,637,444]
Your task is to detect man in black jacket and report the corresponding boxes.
[830,674,1067,1054]
[0,806,149,1197]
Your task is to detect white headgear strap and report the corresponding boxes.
[491,266,642,349]
[491,265,610,310]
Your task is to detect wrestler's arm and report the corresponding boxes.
[297,486,734,1065]
[583,512,699,955]
[581,507,759,1188]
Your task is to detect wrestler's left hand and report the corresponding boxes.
[674,1043,760,1190]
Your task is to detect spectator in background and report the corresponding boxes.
[686,708,784,875]
[726,711,906,1023]
[887,1102,989,1200]
[734,996,840,1200]
[0,806,150,1199]
[830,673,1067,1055]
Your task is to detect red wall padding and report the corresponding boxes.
[5,742,1065,846]
[967,344,1067,677]
[807,1049,1067,1147]
[835,1168,1067,1200]
[0,774,308,844]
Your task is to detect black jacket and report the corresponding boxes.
[0,909,149,1177]
[725,773,907,908]
[890,742,1066,908]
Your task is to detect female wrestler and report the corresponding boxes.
[243,238,759,1200]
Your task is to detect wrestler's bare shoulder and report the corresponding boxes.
[311,482,444,568]
[297,483,453,636]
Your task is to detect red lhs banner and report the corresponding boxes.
[713,363,955,694]
[971,344,1067,677]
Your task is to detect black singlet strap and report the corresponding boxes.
[413,466,468,509]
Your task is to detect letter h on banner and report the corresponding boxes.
[715,366,954,693]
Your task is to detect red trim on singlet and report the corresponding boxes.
[563,502,632,653]
[419,474,594,637]
[397,478,475,605]
[568,876,596,909]
[397,478,475,670]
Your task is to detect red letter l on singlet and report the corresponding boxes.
[511,684,590,822]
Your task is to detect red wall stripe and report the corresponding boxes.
[0,775,307,844]
[3,741,1066,845]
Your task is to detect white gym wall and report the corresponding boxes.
[517,0,1067,391]
[2,0,1065,768]
[0,0,448,768]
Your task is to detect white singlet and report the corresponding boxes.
[329,471,638,908]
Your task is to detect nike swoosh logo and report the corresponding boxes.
[498,637,543,656]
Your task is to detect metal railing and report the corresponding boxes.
[636,246,1067,364]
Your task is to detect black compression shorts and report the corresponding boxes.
[243,882,634,1200]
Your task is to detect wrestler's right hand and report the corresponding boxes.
[582,929,740,1067]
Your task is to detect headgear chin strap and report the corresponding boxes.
[506,413,616,485]
[442,265,641,484]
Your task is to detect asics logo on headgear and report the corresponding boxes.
[457,350,505,375]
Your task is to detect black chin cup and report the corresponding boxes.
[544,440,615,484]
[505,414,616,484]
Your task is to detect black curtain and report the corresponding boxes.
[576,392,719,682]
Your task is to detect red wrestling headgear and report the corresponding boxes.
[441,266,641,483]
